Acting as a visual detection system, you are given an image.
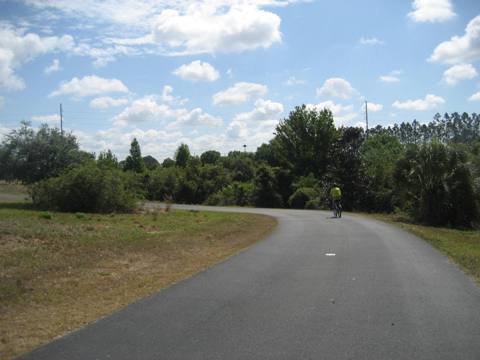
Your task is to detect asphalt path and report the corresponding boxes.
[19,205,480,360]
[0,193,28,201]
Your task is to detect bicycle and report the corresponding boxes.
[333,199,342,218]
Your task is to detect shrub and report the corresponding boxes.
[75,212,87,219]
[305,198,321,209]
[39,211,52,220]
[31,162,138,213]
[288,187,317,209]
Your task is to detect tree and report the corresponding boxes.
[175,143,191,168]
[0,122,89,183]
[124,138,146,173]
[97,149,119,169]
[143,155,160,170]
[274,105,338,178]
[361,133,404,211]
[252,165,283,208]
[162,157,175,168]
[200,150,221,165]
[394,141,479,227]
[329,127,367,211]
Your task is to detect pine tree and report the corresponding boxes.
[124,138,146,173]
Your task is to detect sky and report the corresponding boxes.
[0,0,479,161]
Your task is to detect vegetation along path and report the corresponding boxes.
[19,205,480,360]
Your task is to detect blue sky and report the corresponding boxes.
[0,0,479,160]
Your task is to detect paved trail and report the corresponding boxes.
[19,205,480,360]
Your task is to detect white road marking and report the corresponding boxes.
[325,253,336,256]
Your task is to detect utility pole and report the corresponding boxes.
[59,103,63,135]
[243,144,246,153]
[365,100,369,138]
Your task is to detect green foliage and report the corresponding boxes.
[206,182,254,206]
[200,150,221,165]
[0,122,90,183]
[31,161,138,213]
[143,155,160,170]
[75,212,87,219]
[288,187,318,209]
[275,105,338,178]
[360,133,404,212]
[124,138,146,173]
[395,142,479,227]
[253,165,283,208]
[97,150,119,169]
[39,211,53,220]
[146,167,178,201]
[162,157,175,168]
[175,143,191,168]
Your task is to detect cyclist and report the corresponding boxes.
[330,183,342,218]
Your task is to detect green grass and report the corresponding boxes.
[366,213,480,284]
[0,181,28,196]
[0,202,276,359]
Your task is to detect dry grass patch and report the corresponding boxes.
[0,202,276,359]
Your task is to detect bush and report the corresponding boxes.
[305,198,321,209]
[31,162,138,213]
[205,182,253,206]
[288,187,317,209]
[39,211,53,220]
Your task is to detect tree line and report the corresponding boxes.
[1,106,479,228]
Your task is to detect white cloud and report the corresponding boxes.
[226,120,248,139]
[173,60,220,82]
[317,78,356,99]
[468,92,480,102]
[363,102,383,112]
[307,100,358,127]
[429,15,480,64]
[74,127,186,161]
[379,75,400,83]
[442,64,478,85]
[50,75,129,98]
[112,96,173,127]
[233,99,283,122]
[167,108,223,129]
[0,25,73,90]
[284,76,305,86]
[408,0,455,23]
[44,58,61,74]
[161,85,187,105]
[72,42,139,67]
[226,98,283,140]
[31,113,61,124]
[379,70,402,83]
[112,95,221,128]
[310,100,353,114]
[21,1,307,59]
[152,5,282,55]
[392,94,445,111]
[89,96,129,109]
[359,37,384,46]
[213,82,267,105]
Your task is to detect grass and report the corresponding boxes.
[365,212,480,284]
[0,181,28,196]
[0,202,276,359]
